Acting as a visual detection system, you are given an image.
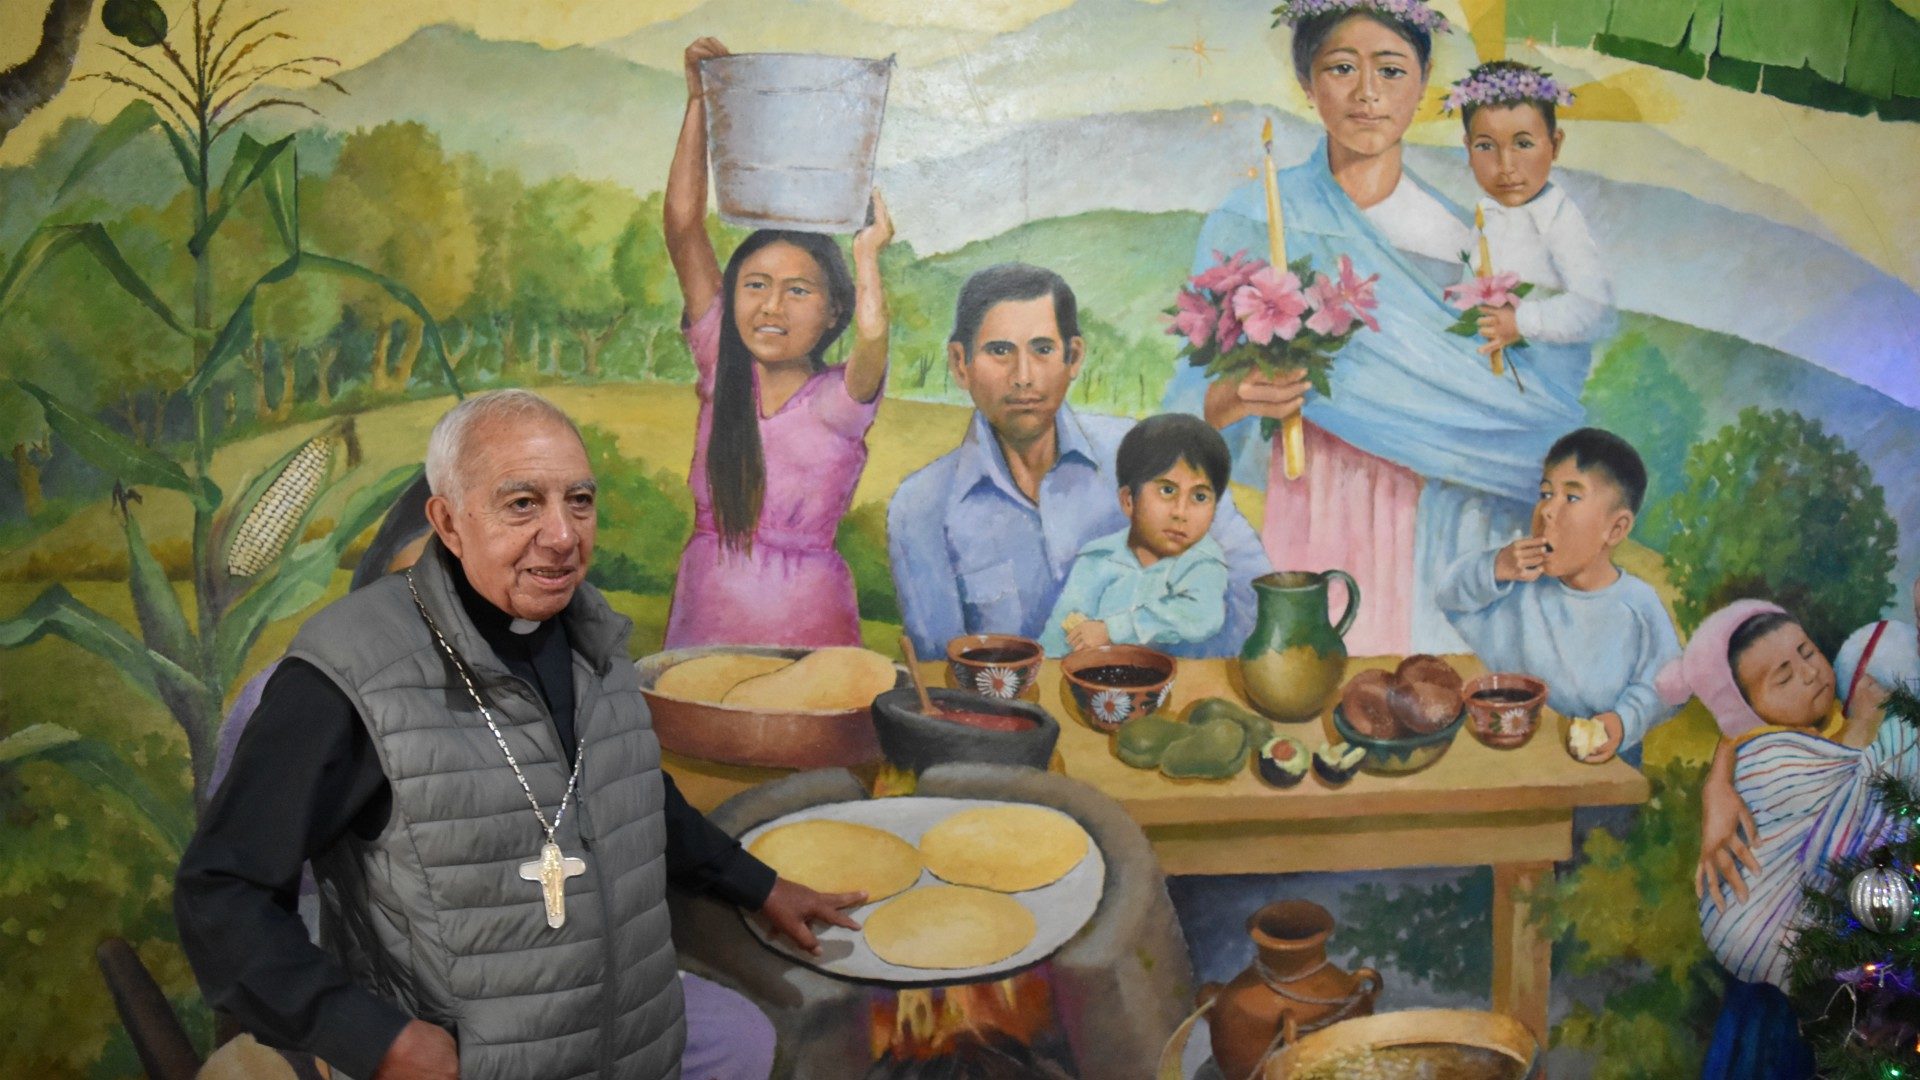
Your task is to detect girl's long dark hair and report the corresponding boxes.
[707,229,855,551]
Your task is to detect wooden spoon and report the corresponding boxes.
[899,635,936,715]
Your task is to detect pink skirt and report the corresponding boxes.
[1262,422,1421,657]
[662,529,863,650]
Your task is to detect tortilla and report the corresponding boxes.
[653,653,794,703]
[721,646,898,711]
[863,885,1038,970]
[746,820,923,902]
[919,804,1090,893]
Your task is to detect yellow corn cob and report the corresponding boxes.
[225,435,334,577]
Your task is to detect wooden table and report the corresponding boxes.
[664,655,1650,1046]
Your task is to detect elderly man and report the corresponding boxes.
[176,390,859,1080]
[888,263,1272,659]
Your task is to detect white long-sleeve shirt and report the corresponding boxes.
[1473,183,1617,345]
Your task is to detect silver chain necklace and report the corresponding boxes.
[408,570,586,929]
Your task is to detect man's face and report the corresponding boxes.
[426,415,597,622]
[947,295,1084,447]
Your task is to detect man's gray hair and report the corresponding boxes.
[425,389,583,502]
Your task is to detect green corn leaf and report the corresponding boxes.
[57,100,160,199]
[0,222,190,337]
[256,142,301,255]
[0,725,193,855]
[302,255,463,397]
[190,133,297,257]
[13,381,219,508]
[182,255,300,401]
[157,119,200,188]
[123,507,197,669]
[0,584,205,704]
[215,464,421,688]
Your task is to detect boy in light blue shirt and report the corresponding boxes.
[1040,413,1234,658]
[1436,428,1681,763]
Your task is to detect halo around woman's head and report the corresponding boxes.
[1271,0,1453,36]
[1444,60,1576,115]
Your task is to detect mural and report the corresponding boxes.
[1,0,1917,1076]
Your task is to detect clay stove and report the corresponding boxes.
[669,764,1195,1079]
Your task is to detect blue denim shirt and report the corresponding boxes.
[1036,527,1231,658]
[887,406,1272,659]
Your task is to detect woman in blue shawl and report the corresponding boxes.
[1164,0,1592,654]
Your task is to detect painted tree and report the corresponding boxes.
[0,1,457,813]
[506,177,638,379]
[310,122,477,395]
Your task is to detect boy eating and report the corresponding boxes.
[1040,413,1233,658]
[1436,428,1681,762]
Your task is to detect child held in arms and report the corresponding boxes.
[1040,414,1234,658]
[1436,428,1680,763]
[1446,60,1615,384]
[1676,601,1909,1079]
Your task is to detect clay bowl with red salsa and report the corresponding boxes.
[870,687,1059,773]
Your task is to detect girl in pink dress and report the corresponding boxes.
[662,37,894,649]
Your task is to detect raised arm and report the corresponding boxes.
[665,37,728,320]
[841,190,895,404]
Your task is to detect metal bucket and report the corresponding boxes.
[700,52,893,233]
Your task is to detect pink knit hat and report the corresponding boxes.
[1654,599,1786,740]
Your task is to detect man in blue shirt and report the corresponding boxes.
[888,263,1272,659]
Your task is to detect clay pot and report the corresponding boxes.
[1059,644,1177,732]
[1199,900,1382,1080]
[870,687,1058,773]
[1463,673,1549,750]
[1238,571,1360,722]
[946,633,1044,701]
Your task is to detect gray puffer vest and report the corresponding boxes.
[291,542,684,1079]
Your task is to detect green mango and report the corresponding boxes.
[1184,697,1273,755]
[1158,717,1250,781]
[1114,713,1188,769]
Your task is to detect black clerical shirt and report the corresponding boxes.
[174,571,775,1077]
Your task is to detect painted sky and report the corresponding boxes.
[3,0,1917,288]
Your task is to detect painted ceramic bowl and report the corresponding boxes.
[1331,702,1465,776]
[1462,673,1549,750]
[870,688,1058,774]
[1060,644,1177,732]
[945,633,1044,701]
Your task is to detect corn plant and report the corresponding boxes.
[0,0,461,816]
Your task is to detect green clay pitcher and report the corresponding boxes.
[1239,570,1360,722]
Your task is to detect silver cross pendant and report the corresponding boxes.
[519,841,588,929]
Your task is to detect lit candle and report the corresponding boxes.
[1264,118,1306,480]
[1475,204,1505,377]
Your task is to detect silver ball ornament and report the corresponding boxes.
[1849,865,1916,934]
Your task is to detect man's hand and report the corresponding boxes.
[1066,619,1111,652]
[1202,367,1310,429]
[1577,712,1624,763]
[1476,304,1521,354]
[373,1020,458,1080]
[758,877,864,955]
[683,37,728,99]
[1695,751,1762,912]
[1493,537,1549,583]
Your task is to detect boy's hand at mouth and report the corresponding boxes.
[1495,536,1550,583]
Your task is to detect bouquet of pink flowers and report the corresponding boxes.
[1166,249,1380,440]
[1441,269,1533,347]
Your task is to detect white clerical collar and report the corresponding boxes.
[509,618,542,635]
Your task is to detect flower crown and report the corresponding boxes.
[1444,62,1575,114]
[1271,0,1453,36]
